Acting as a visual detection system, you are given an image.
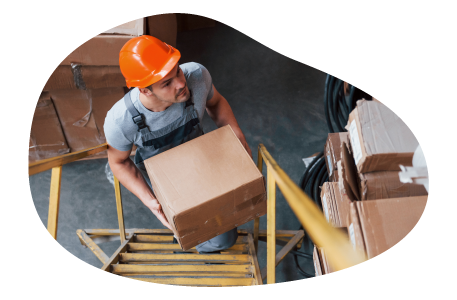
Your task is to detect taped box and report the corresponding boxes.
[324,132,350,182]
[346,100,419,173]
[144,125,267,250]
[339,140,427,201]
[348,195,427,259]
[321,182,352,227]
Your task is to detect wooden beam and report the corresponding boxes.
[261,230,305,280]
[246,235,263,285]
[253,217,260,254]
[29,143,108,176]
[47,166,62,239]
[128,243,247,252]
[237,229,298,237]
[113,175,126,243]
[266,165,276,284]
[127,277,254,286]
[85,229,173,235]
[76,230,109,264]
[111,264,253,274]
[101,235,133,272]
[119,253,250,263]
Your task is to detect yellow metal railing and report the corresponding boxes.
[256,144,366,283]
[28,143,108,238]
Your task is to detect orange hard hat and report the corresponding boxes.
[119,35,181,88]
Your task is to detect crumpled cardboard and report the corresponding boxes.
[29,92,70,163]
[49,87,124,152]
[144,125,267,251]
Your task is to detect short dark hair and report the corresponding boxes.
[146,84,153,92]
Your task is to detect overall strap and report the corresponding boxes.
[124,91,149,134]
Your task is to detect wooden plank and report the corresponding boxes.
[133,235,246,244]
[134,235,174,243]
[85,229,173,235]
[124,273,251,277]
[46,166,62,248]
[126,277,254,286]
[237,229,297,237]
[113,175,126,243]
[261,230,305,280]
[29,143,108,176]
[120,253,250,263]
[112,264,254,275]
[246,234,263,285]
[128,243,247,252]
[47,166,62,239]
[76,229,109,264]
[266,166,276,284]
[101,235,133,272]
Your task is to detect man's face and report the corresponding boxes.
[148,63,190,103]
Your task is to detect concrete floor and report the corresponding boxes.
[29,21,328,284]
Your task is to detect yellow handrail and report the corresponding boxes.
[257,144,366,279]
[29,143,108,176]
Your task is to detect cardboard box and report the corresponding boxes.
[321,182,352,228]
[29,92,70,163]
[373,97,457,144]
[339,139,428,201]
[144,125,267,250]
[313,245,323,286]
[49,87,125,152]
[346,100,419,173]
[349,196,427,259]
[324,132,350,182]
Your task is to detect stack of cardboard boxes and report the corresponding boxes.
[314,99,428,275]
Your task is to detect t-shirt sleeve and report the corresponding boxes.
[103,112,133,152]
[196,63,214,101]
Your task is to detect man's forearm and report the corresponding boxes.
[109,157,156,207]
[207,96,245,139]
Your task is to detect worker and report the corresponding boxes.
[103,35,252,253]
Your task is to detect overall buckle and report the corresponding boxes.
[132,115,147,131]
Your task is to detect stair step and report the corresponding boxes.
[127,243,248,252]
[111,263,254,275]
[124,277,254,286]
[119,253,250,263]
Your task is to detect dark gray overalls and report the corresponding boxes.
[124,90,238,253]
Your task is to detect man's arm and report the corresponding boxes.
[206,85,252,157]
[107,145,172,230]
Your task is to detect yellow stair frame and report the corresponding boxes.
[29,143,365,286]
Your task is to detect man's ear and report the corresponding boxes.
[139,87,153,96]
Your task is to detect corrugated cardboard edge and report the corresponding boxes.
[347,103,368,173]
[313,246,323,276]
[350,202,366,256]
[341,141,360,200]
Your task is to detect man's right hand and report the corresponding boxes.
[107,144,173,231]
[146,197,173,231]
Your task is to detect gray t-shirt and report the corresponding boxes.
[104,62,214,151]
